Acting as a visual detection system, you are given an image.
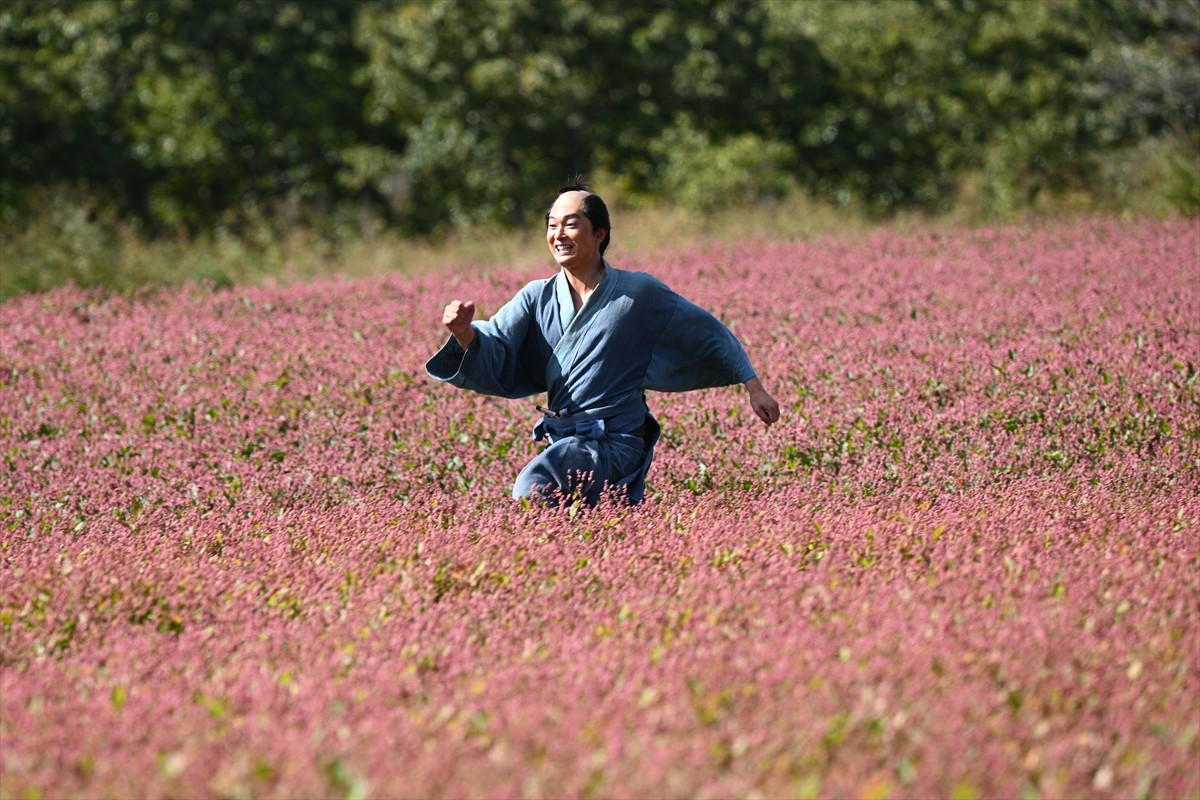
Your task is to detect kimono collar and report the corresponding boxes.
[555,260,610,330]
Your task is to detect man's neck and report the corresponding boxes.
[563,259,605,297]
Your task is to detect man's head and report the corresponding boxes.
[549,179,614,257]
[545,181,611,270]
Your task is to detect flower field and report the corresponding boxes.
[2,218,1198,799]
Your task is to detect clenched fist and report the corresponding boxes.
[442,300,477,349]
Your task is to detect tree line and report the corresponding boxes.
[2,0,1196,240]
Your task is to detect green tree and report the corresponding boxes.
[764,0,1125,214]
[1,0,372,231]
[354,0,825,228]
[1,0,1194,270]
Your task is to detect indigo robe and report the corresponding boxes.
[426,263,757,504]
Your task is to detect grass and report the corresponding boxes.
[1,135,1195,302]
[0,189,879,301]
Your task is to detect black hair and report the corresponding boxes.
[548,177,612,256]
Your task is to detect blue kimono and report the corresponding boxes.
[426,263,757,504]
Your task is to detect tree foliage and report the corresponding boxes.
[1,0,1195,240]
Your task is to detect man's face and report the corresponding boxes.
[546,191,606,271]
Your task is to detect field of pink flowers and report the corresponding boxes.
[2,217,1198,799]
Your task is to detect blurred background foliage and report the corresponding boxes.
[1,0,1196,297]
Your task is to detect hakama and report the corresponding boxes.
[426,263,756,504]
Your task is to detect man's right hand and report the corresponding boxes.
[442,300,477,349]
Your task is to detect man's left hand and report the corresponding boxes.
[744,377,780,427]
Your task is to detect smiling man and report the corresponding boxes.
[426,181,780,506]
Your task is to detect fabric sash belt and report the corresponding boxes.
[532,397,647,443]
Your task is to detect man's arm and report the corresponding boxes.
[426,284,544,399]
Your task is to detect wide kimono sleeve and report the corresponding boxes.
[643,289,757,393]
[425,280,548,399]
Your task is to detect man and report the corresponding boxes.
[426,182,780,506]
